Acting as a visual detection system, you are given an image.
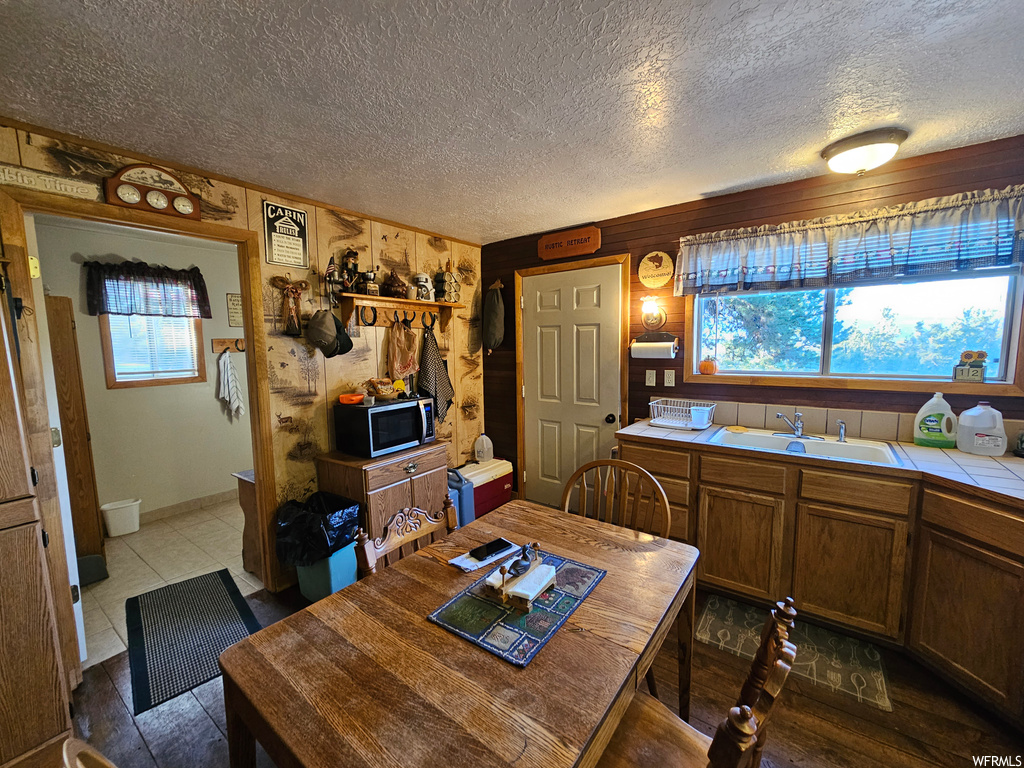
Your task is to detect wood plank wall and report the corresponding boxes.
[481,134,1024,483]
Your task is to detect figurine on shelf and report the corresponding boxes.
[381,269,409,298]
[410,272,435,301]
[339,250,360,292]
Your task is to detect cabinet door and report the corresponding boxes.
[0,267,33,504]
[411,467,447,514]
[793,503,907,638]
[910,526,1024,714]
[365,480,413,541]
[0,519,70,764]
[697,485,785,600]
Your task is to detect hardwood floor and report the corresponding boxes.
[73,590,1023,767]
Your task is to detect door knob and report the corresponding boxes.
[605,414,616,424]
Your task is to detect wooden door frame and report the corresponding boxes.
[1,187,283,592]
[514,253,630,500]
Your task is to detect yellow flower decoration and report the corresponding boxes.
[975,350,988,362]
[960,350,976,363]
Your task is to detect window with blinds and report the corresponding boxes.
[106,315,201,382]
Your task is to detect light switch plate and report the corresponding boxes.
[645,369,656,386]
[664,369,676,387]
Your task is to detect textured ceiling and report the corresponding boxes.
[2,1,1024,244]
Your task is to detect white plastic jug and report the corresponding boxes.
[956,402,1007,456]
[474,432,494,462]
[913,392,957,449]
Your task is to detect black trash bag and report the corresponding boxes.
[275,492,360,567]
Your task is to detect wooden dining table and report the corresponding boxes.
[219,499,700,768]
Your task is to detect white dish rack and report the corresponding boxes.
[649,399,716,430]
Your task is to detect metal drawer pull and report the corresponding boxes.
[404,462,418,473]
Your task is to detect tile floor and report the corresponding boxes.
[81,500,263,670]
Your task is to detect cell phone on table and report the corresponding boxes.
[468,537,517,562]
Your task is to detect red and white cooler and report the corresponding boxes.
[460,458,514,518]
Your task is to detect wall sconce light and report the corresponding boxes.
[821,128,908,176]
[640,296,667,331]
[630,296,677,359]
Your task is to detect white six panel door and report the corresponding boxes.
[522,263,621,506]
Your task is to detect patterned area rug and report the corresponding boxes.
[126,569,261,715]
[428,551,605,666]
[696,595,892,711]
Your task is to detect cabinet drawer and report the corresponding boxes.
[800,470,912,516]
[619,442,689,479]
[921,489,1024,554]
[658,475,689,506]
[700,455,786,494]
[365,446,448,492]
[0,497,39,530]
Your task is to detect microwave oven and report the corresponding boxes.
[333,396,435,458]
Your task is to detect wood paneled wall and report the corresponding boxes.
[482,134,1024,483]
[0,119,484,512]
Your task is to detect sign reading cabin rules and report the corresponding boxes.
[537,225,601,260]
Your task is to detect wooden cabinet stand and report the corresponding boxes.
[316,442,450,548]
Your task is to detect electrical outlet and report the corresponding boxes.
[664,369,676,387]
[645,369,656,386]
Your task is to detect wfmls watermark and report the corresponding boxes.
[972,757,1023,766]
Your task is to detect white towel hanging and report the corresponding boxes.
[218,349,245,418]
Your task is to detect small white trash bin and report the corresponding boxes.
[101,499,141,537]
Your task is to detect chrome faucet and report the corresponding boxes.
[774,412,824,440]
[836,419,847,443]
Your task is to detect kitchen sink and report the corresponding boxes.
[707,427,901,466]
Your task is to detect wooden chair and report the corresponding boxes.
[560,459,672,539]
[561,459,673,700]
[597,597,798,768]
[63,738,119,768]
[355,494,457,576]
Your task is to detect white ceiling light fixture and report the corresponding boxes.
[821,128,909,176]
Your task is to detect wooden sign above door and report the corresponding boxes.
[537,225,601,261]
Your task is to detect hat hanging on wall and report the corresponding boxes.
[306,310,353,358]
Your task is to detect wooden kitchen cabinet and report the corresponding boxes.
[618,442,692,541]
[909,489,1024,715]
[0,509,70,766]
[316,442,449,541]
[697,485,786,601]
[792,503,908,639]
[0,265,33,505]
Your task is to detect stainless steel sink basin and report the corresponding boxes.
[707,427,901,466]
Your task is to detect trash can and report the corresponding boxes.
[447,468,475,527]
[100,499,141,537]
[296,540,358,602]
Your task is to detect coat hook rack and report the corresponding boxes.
[212,338,246,353]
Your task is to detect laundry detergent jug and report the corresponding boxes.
[913,392,957,448]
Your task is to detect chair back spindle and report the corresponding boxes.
[560,459,672,539]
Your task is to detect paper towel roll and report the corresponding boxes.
[630,340,678,359]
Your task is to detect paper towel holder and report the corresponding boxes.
[629,331,679,359]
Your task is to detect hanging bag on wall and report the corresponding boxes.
[482,279,504,355]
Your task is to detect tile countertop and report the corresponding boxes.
[617,420,1024,503]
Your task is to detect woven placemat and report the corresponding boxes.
[428,551,605,666]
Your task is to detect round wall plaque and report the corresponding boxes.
[638,251,674,288]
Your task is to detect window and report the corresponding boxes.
[100,314,205,388]
[697,272,1017,381]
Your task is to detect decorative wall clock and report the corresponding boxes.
[104,164,201,220]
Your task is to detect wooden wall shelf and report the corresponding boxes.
[334,292,465,333]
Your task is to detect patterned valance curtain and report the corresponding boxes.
[84,261,212,318]
[673,185,1024,295]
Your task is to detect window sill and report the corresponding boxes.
[680,369,1024,396]
[105,374,206,390]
